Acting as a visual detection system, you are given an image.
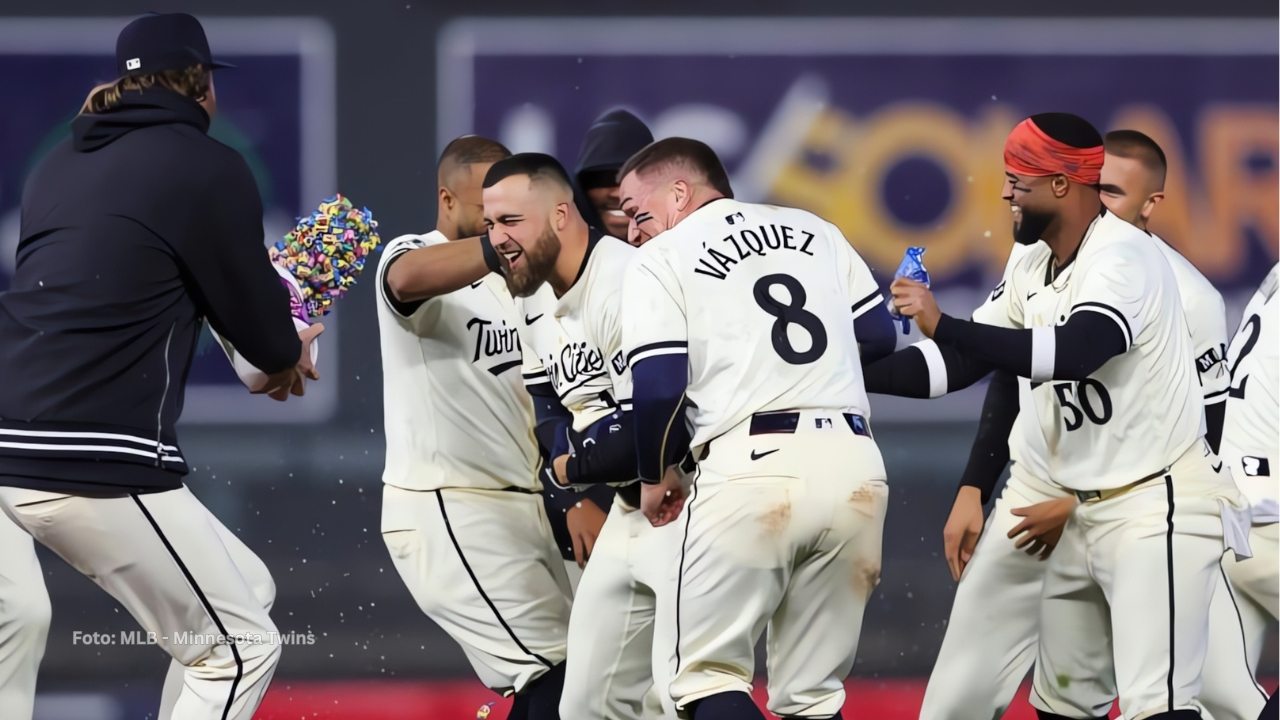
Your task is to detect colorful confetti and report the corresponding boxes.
[270,194,381,322]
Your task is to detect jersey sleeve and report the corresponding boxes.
[621,247,689,368]
[831,223,883,319]
[1066,244,1149,349]
[591,286,633,408]
[1183,284,1229,405]
[970,245,1026,329]
[377,235,444,324]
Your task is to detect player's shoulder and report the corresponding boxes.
[384,230,447,256]
[1148,233,1223,308]
[1259,263,1280,304]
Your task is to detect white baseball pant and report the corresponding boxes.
[560,494,680,720]
[663,410,889,717]
[921,465,1264,720]
[381,484,572,695]
[0,485,282,720]
[1030,443,1249,720]
[0,513,50,720]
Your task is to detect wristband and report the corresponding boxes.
[480,233,502,274]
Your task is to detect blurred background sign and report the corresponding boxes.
[0,17,338,422]
[441,17,1278,299]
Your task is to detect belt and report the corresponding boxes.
[1074,468,1166,504]
[748,411,872,438]
[503,485,538,495]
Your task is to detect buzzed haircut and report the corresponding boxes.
[1028,112,1103,149]
[437,135,511,174]
[617,137,735,198]
[1104,129,1168,188]
[482,152,574,193]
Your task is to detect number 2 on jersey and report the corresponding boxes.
[753,273,828,364]
[1227,315,1261,400]
[1053,379,1112,431]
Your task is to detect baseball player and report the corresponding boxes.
[1204,262,1279,714]
[0,13,316,719]
[619,137,897,719]
[376,137,573,718]
[541,108,656,590]
[867,112,1249,720]
[917,128,1263,720]
[483,152,677,719]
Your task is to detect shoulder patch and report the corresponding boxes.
[612,350,627,376]
[1195,346,1223,374]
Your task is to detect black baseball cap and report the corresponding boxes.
[116,12,234,77]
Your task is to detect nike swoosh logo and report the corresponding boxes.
[1212,462,1223,473]
[469,281,483,289]
[750,449,779,461]
[525,314,543,325]
[1026,291,1038,300]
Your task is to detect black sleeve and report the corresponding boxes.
[180,154,299,374]
[932,312,1127,382]
[565,410,637,486]
[854,302,897,365]
[862,343,993,398]
[1204,401,1225,455]
[528,382,573,459]
[958,370,1019,504]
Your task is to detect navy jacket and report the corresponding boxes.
[0,86,299,495]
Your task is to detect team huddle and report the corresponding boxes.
[0,13,1273,720]
[375,111,1277,720]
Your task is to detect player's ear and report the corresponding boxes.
[1141,191,1164,224]
[671,179,690,211]
[554,201,570,231]
[439,186,454,212]
[1050,174,1070,198]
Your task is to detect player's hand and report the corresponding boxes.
[552,454,571,488]
[943,486,985,582]
[890,278,941,337]
[642,466,687,527]
[1008,497,1075,560]
[565,498,607,568]
[259,368,300,401]
[297,322,325,381]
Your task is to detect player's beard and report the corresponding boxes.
[503,225,561,298]
[1013,206,1054,246]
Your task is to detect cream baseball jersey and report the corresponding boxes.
[974,230,1228,483]
[376,232,539,492]
[968,211,1200,492]
[621,198,883,449]
[516,233,634,434]
[1221,263,1279,511]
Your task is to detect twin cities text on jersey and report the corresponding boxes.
[695,223,817,280]
[547,342,605,389]
[466,317,520,364]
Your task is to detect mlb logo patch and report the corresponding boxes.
[126,57,141,70]
[1241,456,1270,477]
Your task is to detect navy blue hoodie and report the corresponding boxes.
[572,109,654,230]
[0,86,300,495]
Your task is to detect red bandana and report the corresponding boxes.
[1003,118,1103,185]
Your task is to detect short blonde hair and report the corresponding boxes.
[82,65,210,114]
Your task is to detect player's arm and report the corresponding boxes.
[1185,287,1229,453]
[383,233,502,313]
[928,311,1127,383]
[837,222,897,364]
[557,289,641,486]
[181,154,300,375]
[622,256,692,483]
[854,304,896,365]
[958,370,1018,503]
